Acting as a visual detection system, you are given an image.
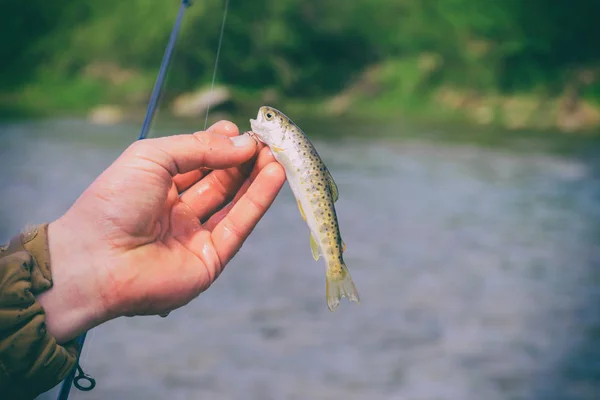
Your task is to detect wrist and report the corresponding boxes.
[37,219,110,343]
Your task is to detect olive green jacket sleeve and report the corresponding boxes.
[0,224,80,400]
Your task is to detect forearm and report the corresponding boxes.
[37,219,110,343]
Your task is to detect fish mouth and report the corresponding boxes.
[249,108,266,139]
[249,110,263,131]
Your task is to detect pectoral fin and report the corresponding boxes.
[326,170,339,202]
[297,200,307,221]
[309,233,320,260]
[272,145,284,153]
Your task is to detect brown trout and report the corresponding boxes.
[250,106,359,311]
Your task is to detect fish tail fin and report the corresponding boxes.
[326,262,360,312]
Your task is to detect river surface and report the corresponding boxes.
[1,118,599,400]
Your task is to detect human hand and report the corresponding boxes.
[38,121,286,343]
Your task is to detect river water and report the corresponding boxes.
[1,118,599,400]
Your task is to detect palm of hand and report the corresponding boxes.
[57,123,284,319]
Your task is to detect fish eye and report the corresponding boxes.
[265,112,273,120]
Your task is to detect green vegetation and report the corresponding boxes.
[2,0,600,132]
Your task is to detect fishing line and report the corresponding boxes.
[203,0,230,130]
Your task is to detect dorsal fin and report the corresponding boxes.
[326,169,339,203]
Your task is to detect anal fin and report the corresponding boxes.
[309,233,320,260]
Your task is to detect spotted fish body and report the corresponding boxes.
[250,106,359,311]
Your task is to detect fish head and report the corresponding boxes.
[249,106,286,146]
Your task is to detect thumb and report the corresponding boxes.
[121,131,258,176]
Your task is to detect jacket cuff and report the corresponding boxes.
[0,224,81,399]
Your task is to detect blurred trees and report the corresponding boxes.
[1,0,600,106]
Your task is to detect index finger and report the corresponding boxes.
[210,162,286,264]
[173,121,243,192]
[121,130,258,177]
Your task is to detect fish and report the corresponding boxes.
[250,106,360,311]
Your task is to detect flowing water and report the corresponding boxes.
[1,118,599,400]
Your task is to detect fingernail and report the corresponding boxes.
[230,133,254,147]
[208,120,237,134]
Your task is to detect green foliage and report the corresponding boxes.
[2,0,600,113]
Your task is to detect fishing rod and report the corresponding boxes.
[56,1,192,398]
[139,0,192,140]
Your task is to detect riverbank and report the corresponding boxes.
[5,1,600,138]
[319,57,600,135]
[3,58,600,139]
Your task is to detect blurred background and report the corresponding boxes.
[1,0,600,399]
